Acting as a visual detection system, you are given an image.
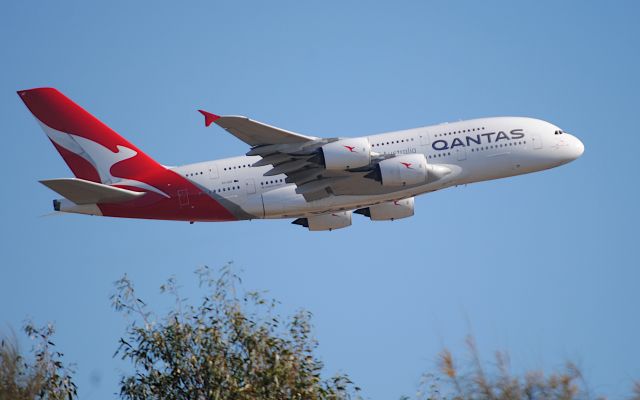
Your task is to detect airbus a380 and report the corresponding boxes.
[19,88,584,231]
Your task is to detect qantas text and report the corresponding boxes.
[432,129,525,151]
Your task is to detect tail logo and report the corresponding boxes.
[42,123,169,198]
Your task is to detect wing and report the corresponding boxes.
[201,111,356,200]
[198,111,318,145]
[200,112,454,203]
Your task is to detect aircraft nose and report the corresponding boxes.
[562,134,584,162]
[574,137,585,158]
[570,135,584,160]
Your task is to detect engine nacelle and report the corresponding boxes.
[321,138,371,170]
[378,154,428,186]
[292,211,352,231]
[356,197,414,221]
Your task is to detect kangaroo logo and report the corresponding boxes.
[400,162,413,169]
[41,122,169,198]
[344,145,356,153]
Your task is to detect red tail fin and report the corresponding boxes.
[18,88,165,184]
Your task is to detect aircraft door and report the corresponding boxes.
[532,134,543,150]
[241,179,263,218]
[177,189,189,206]
[456,147,467,161]
[245,179,256,194]
[209,164,219,179]
[419,131,431,146]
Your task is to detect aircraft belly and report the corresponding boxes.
[239,193,265,218]
[329,177,400,196]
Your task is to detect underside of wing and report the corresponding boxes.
[200,111,349,199]
[245,141,366,201]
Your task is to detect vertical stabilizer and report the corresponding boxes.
[18,88,166,185]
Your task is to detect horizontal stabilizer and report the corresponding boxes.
[40,178,145,205]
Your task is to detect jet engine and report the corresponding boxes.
[320,138,371,170]
[375,154,428,186]
[355,197,414,221]
[292,211,352,231]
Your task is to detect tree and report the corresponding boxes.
[413,335,605,400]
[4,263,637,399]
[110,264,360,400]
[0,323,77,400]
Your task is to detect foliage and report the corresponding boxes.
[4,264,638,400]
[413,335,603,400]
[0,323,77,400]
[111,263,360,400]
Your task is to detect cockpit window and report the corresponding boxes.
[554,130,564,135]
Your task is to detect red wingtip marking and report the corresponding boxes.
[198,110,220,127]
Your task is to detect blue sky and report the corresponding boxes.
[1,1,638,398]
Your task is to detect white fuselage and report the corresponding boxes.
[170,117,584,220]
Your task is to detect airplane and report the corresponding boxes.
[18,87,584,231]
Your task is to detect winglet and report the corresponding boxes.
[198,110,220,127]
